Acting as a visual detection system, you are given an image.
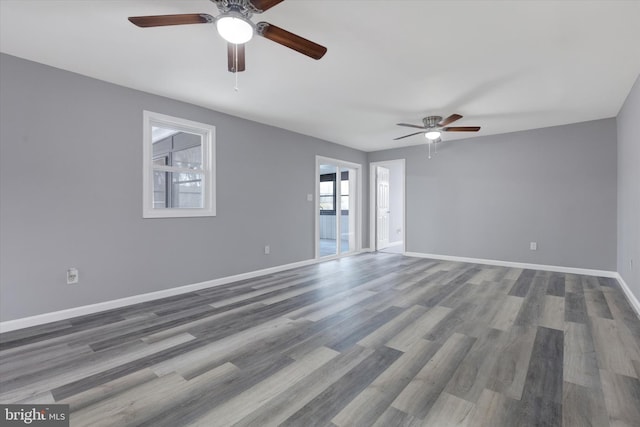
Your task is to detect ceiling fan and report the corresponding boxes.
[394,114,481,159]
[128,0,327,73]
[394,114,481,141]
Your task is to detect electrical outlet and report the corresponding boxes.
[530,242,537,251]
[631,259,634,270]
[307,194,313,202]
[264,245,270,255]
[67,268,79,284]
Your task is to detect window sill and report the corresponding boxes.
[143,209,216,219]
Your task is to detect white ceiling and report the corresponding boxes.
[1,0,639,152]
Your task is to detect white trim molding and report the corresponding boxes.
[615,273,640,319]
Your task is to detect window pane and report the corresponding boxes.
[341,195,349,211]
[341,180,349,196]
[152,171,204,209]
[320,181,334,196]
[171,172,203,208]
[319,179,334,211]
[152,171,167,208]
[172,145,202,170]
[320,195,334,211]
[153,156,168,166]
[152,127,173,158]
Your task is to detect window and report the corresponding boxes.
[340,179,350,211]
[319,175,335,212]
[319,171,349,215]
[143,111,216,218]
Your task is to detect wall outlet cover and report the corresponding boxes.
[67,268,79,284]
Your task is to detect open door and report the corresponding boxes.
[376,166,390,250]
[316,157,361,258]
[370,159,405,253]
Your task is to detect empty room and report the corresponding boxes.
[1,1,639,426]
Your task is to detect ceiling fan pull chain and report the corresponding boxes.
[428,143,432,160]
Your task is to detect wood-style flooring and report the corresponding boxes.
[1,253,640,426]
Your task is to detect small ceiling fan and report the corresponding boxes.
[394,114,481,141]
[128,0,327,73]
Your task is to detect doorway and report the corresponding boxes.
[316,156,362,258]
[370,159,405,253]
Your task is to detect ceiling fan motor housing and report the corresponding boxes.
[423,116,443,128]
[213,0,258,16]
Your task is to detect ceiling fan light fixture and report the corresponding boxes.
[425,131,441,140]
[216,13,254,44]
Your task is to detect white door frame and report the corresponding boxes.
[369,159,406,252]
[315,156,363,259]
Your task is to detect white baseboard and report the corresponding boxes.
[404,252,618,278]
[615,273,640,319]
[0,257,322,333]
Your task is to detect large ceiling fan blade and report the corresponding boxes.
[397,123,427,130]
[437,114,463,127]
[393,131,425,141]
[227,43,246,73]
[442,126,481,132]
[257,22,327,59]
[128,14,213,28]
[250,0,286,12]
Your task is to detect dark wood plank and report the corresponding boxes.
[522,326,564,404]
[546,274,565,297]
[508,269,536,297]
[514,276,548,327]
[565,291,589,324]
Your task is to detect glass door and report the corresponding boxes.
[317,157,360,258]
[340,166,356,254]
[319,163,338,257]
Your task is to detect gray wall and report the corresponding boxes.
[369,119,618,270]
[617,74,640,301]
[0,54,368,321]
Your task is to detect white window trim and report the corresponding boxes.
[143,110,216,218]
